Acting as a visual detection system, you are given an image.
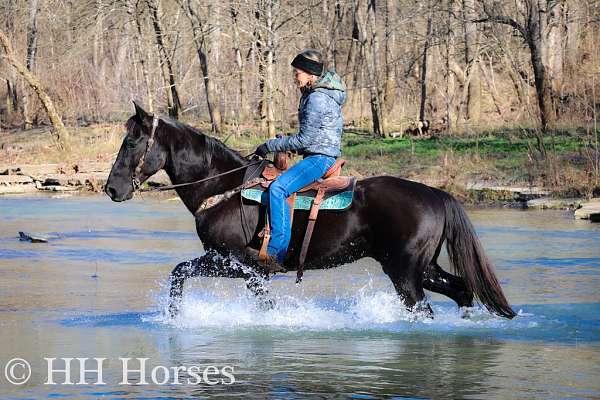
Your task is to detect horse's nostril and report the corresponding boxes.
[105,185,117,198]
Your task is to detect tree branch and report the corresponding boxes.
[473,14,527,38]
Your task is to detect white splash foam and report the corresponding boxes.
[144,279,531,333]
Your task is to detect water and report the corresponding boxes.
[0,194,599,399]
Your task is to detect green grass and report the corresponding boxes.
[209,127,598,184]
[336,128,598,177]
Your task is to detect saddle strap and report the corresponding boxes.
[257,194,294,263]
[297,188,325,283]
[258,218,271,261]
[288,193,296,227]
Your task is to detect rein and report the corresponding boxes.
[139,160,263,192]
[131,115,263,193]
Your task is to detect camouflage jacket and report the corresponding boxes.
[265,70,347,158]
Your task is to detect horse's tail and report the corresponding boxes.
[435,189,516,319]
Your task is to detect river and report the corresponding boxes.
[0,194,598,398]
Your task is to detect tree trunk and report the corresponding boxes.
[359,0,386,137]
[476,0,555,135]
[419,3,433,124]
[253,3,267,132]
[462,0,481,123]
[129,0,154,113]
[564,1,581,72]
[4,0,19,118]
[479,56,503,116]
[147,0,181,119]
[264,0,276,138]
[178,0,222,132]
[22,0,40,129]
[545,1,566,116]
[382,0,395,128]
[230,2,248,123]
[208,0,223,125]
[0,29,70,152]
[526,0,554,134]
[445,0,457,134]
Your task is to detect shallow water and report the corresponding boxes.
[0,194,599,399]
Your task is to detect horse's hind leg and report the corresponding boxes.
[423,262,474,308]
[168,250,248,317]
[381,253,434,317]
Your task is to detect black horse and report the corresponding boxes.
[105,103,516,319]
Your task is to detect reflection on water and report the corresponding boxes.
[0,194,599,398]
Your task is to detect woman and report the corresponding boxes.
[253,49,347,271]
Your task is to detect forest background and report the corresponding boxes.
[1,0,599,199]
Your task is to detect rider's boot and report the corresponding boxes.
[245,247,287,274]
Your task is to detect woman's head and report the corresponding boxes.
[291,49,324,89]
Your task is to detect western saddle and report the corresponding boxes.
[245,152,355,282]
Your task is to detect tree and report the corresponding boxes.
[462,0,481,124]
[146,0,181,118]
[357,0,387,137]
[418,0,434,126]
[0,29,70,152]
[475,0,561,134]
[128,0,155,113]
[177,0,223,133]
[22,0,41,129]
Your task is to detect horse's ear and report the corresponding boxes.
[132,100,153,126]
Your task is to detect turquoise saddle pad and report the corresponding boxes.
[241,188,353,211]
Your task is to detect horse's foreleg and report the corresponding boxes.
[245,275,275,310]
[168,250,249,317]
[423,262,474,309]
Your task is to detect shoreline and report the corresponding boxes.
[2,161,599,218]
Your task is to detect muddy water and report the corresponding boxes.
[0,194,599,398]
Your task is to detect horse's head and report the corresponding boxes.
[105,101,167,202]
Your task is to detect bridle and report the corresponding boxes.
[130,115,265,194]
[128,114,267,246]
[132,115,159,191]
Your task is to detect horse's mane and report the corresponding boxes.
[125,115,247,166]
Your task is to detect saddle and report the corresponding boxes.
[244,152,356,282]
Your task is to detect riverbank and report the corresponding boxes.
[1,122,599,215]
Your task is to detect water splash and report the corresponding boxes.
[144,279,529,334]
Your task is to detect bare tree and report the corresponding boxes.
[128,0,155,113]
[177,0,223,133]
[3,0,18,120]
[357,0,386,137]
[146,0,181,118]
[0,0,597,145]
[22,0,41,129]
[230,0,248,122]
[462,0,481,124]
[0,29,70,151]
[475,0,560,134]
[419,0,434,125]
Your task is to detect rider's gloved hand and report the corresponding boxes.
[255,143,270,158]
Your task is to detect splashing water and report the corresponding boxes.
[141,278,559,342]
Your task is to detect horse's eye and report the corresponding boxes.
[126,139,138,149]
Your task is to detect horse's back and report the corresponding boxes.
[356,175,446,216]
[354,175,446,247]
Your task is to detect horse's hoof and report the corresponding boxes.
[411,302,434,319]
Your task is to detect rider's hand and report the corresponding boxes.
[255,143,270,158]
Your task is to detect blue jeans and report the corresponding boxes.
[265,155,336,263]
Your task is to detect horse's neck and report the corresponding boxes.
[163,130,247,215]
